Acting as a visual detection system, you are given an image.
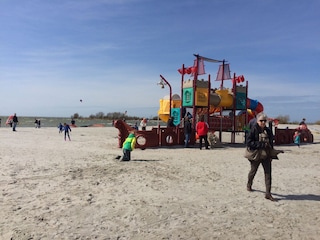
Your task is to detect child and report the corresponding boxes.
[293,131,300,147]
[64,123,72,141]
[207,131,219,149]
[58,123,64,133]
[140,118,147,130]
[121,131,136,161]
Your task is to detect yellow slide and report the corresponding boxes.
[158,98,171,123]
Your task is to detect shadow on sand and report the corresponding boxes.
[273,193,320,201]
[251,189,320,201]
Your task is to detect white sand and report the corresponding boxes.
[1,126,319,239]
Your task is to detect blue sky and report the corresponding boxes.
[0,0,319,122]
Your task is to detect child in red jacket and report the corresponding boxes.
[196,115,209,150]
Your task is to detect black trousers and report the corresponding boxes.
[122,149,131,161]
[199,135,209,149]
[247,158,272,194]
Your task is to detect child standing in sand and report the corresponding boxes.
[121,131,136,161]
[293,131,301,147]
[58,123,64,133]
[64,123,72,141]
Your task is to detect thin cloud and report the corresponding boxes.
[0,0,319,122]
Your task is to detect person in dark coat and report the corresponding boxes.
[63,123,72,141]
[12,113,18,131]
[167,116,175,127]
[246,112,276,201]
[184,116,192,148]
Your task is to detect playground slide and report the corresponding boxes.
[158,93,263,123]
[247,98,263,113]
[207,96,263,115]
[209,89,233,108]
[158,98,171,123]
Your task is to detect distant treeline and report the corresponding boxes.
[276,115,320,125]
[72,112,158,120]
[72,112,319,125]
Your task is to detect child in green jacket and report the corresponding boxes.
[121,132,136,161]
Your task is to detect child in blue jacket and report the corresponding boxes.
[64,123,72,141]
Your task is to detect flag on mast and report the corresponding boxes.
[193,58,206,75]
[216,63,231,81]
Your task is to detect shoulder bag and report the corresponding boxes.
[244,147,261,161]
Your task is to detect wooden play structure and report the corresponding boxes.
[157,54,262,144]
[114,119,191,149]
[114,54,313,148]
[274,124,313,145]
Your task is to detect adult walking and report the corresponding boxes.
[196,115,209,150]
[246,112,276,201]
[12,113,18,131]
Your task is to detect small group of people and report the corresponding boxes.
[9,113,19,131]
[120,111,283,202]
[167,114,210,149]
[34,118,41,128]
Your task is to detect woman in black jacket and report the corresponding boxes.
[246,112,276,201]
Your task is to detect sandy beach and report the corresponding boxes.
[1,125,319,239]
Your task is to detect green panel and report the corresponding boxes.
[171,108,180,126]
[236,92,246,110]
[182,88,193,107]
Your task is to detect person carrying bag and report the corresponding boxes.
[245,113,277,201]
